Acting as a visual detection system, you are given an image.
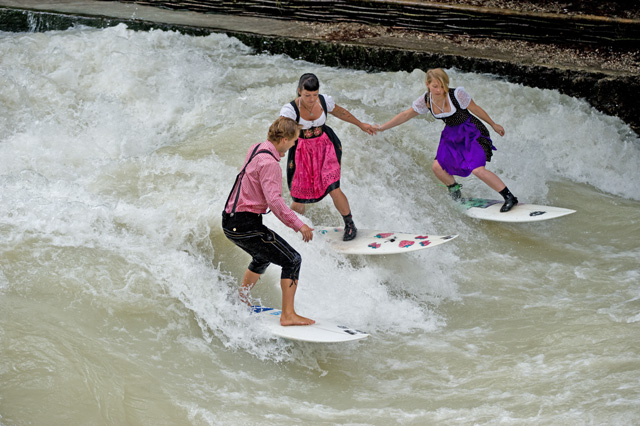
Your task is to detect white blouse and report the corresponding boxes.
[280,94,336,129]
[412,87,472,118]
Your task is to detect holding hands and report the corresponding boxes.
[360,122,379,135]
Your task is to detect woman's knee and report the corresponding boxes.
[291,202,305,214]
[472,166,487,177]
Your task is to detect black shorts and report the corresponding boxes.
[222,212,301,281]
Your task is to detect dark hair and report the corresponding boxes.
[297,73,320,95]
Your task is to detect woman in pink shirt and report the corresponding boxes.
[222,117,315,326]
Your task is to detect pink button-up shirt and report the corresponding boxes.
[225,141,304,232]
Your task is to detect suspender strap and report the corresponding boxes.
[318,94,328,116]
[223,145,278,216]
[290,100,299,122]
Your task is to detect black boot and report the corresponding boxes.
[447,182,463,201]
[342,213,357,241]
[499,187,518,212]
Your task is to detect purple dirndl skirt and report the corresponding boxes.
[436,116,496,177]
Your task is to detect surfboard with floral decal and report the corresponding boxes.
[316,227,457,255]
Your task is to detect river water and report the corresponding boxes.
[1,24,639,425]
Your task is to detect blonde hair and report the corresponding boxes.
[425,68,450,94]
[268,117,302,142]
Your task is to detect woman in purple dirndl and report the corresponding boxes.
[377,68,518,212]
[280,73,377,240]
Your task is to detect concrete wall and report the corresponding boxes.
[1,3,639,136]
[120,0,640,48]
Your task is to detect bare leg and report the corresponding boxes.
[472,166,518,211]
[239,269,260,306]
[432,160,456,186]
[471,166,507,192]
[291,201,306,215]
[292,188,351,216]
[328,187,351,216]
[279,279,315,326]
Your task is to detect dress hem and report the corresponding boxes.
[291,181,340,204]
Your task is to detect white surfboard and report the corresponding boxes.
[251,306,369,343]
[458,198,576,223]
[317,227,457,255]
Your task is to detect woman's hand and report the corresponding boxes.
[492,123,505,137]
[360,123,378,135]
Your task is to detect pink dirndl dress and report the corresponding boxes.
[280,95,343,203]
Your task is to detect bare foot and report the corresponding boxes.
[280,312,315,326]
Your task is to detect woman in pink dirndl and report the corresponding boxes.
[280,73,376,240]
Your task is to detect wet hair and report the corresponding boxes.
[268,117,302,142]
[425,68,450,94]
[297,73,320,95]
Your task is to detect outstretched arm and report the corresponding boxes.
[377,107,419,132]
[467,100,505,136]
[330,104,377,135]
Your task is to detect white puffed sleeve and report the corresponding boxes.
[322,94,335,113]
[454,87,472,110]
[279,103,297,120]
[411,91,429,115]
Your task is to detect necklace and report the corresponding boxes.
[431,94,446,113]
[299,99,317,117]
